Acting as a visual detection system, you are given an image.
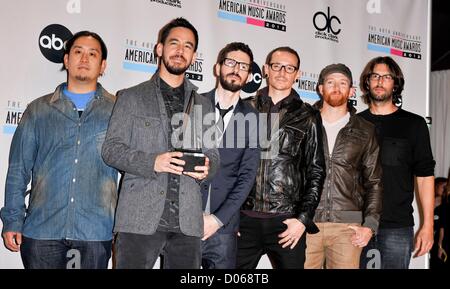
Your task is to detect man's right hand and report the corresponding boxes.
[2,232,22,252]
[154,151,185,175]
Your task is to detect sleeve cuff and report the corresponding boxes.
[1,221,23,234]
[297,213,319,234]
[211,214,224,227]
[362,216,379,235]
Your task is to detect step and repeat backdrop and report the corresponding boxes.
[0,0,430,268]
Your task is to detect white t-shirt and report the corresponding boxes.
[322,112,350,155]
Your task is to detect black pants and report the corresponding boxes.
[114,231,201,269]
[237,213,306,269]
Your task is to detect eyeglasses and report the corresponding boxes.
[269,63,298,74]
[222,58,251,72]
[369,73,394,82]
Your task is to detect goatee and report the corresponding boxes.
[219,73,244,92]
[75,75,88,82]
[163,57,190,75]
[369,88,392,103]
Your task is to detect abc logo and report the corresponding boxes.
[313,7,341,35]
[39,24,73,63]
[243,62,263,94]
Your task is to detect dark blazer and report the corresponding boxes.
[201,89,260,234]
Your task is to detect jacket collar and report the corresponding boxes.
[150,71,198,109]
[205,88,245,115]
[257,86,302,109]
[49,82,112,103]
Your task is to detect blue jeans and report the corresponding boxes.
[20,237,112,269]
[201,232,237,269]
[360,226,414,269]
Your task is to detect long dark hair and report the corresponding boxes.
[359,56,404,104]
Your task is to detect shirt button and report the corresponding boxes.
[71,198,74,203]
[160,191,164,195]
[72,178,76,183]
[74,159,78,164]
[77,140,81,145]
[73,108,76,111]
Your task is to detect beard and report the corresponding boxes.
[323,92,348,107]
[75,75,89,82]
[369,86,393,103]
[219,72,245,92]
[162,55,190,75]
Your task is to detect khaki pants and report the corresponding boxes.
[305,222,362,269]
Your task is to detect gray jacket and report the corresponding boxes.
[102,73,219,237]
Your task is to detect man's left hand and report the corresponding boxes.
[278,218,306,249]
[348,225,373,248]
[414,225,433,257]
[202,214,220,241]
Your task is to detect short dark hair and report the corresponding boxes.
[265,46,300,68]
[216,42,254,73]
[158,17,199,51]
[359,56,405,105]
[61,31,107,71]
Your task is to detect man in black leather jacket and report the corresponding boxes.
[237,47,326,269]
[305,63,382,269]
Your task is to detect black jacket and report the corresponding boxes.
[313,101,383,233]
[242,87,326,233]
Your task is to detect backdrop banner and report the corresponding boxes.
[0,0,430,269]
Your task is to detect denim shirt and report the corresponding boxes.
[0,83,118,241]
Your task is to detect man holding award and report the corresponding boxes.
[101,18,219,269]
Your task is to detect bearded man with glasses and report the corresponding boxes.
[199,42,260,269]
[237,46,326,269]
[358,56,435,269]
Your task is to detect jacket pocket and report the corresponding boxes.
[279,125,304,156]
[131,116,163,152]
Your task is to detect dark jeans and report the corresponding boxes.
[114,231,201,269]
[201,232,237,269]
[20,236,112,269]
[236,213,306,269]
[360,226,414,269]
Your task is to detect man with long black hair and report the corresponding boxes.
[358,56,435,269]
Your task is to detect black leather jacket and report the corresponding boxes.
[313,102,382,233]
[242,88,326,233]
